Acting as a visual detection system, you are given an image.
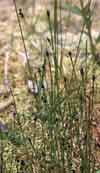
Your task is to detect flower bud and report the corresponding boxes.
[47,10,50,18]
[80,67,84,77]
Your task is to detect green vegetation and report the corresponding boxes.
[0,0,100,172]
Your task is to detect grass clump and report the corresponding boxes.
[0,0,100,173]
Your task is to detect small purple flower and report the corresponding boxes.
[3,79,9,86]
[27,79,48,95]
[0,121,8,133]
[27,80,38,94]
[12,111,16,119]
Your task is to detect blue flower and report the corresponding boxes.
[0,121,8,133]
